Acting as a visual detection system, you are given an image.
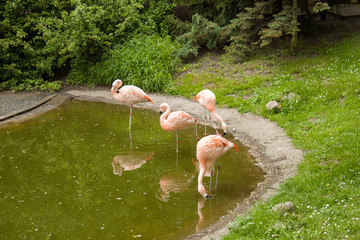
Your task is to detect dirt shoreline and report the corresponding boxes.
[0,88,303,239]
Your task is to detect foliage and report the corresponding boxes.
[312,1,330,13]
[223,6,262,59]
[0,0,175,91]
[176,14,221,60]
[258,7,300,48]
[177,0,244,26]
[223,1,300,59]
[171,31,360,239]
[0,0,74,91]
[67,34,180,92]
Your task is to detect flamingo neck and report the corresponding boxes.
[111,81,123,98]
[160,106,170,124]
[211,110,227,132]
[197,168,207,197]
[112,87,125,102]
[111,87,117,97]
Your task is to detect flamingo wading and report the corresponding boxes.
[193,89,227,135]
[159,102,198,152]
[196,134,238,198]
[111,79,154,130]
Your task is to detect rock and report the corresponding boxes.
[288,92,301,101]
[265,101,281,111]
[272,202,296,213]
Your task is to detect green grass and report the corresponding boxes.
[67,34,180,92]
[170,32,360,239]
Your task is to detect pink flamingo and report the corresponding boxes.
[193,89,227,135]
[160,102,198,153]
[111,79,154,130]
[196,134,238,198]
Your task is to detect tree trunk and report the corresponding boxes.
[290,0,298,55]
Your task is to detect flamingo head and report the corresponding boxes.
[222,123,228,136]
[112,161,123,176]
[198,184,210,198]
[159,103,169,115]
[112,79,123,93]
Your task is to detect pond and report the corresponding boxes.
[0,100,264,239]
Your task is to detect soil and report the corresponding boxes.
[0,87,303,240]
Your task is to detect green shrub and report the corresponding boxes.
[67,34,180,92]
[176,14,221,60]
[0,0,175,91]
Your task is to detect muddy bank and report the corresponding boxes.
[0,89,303,239]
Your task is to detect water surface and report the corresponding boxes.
[0,100,264,239]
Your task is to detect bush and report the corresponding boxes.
[176,14,221,60]
[67,34,180,92]
[0,0,175,91]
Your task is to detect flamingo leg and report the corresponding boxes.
[209,169,214,193]
[129,105,133,130]
[129,126,133,149]
[209,113,220,136]
[215,163,220,190]
[195,119,199,141]
[176,131,179,153]
[176,149,179,167]
[204,108,207,135]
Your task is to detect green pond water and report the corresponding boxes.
[0,100,264,239]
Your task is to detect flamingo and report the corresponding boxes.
[159,102,198,153]
[196,134,238,198]
[193,89,227,135]
[111,79,154,130]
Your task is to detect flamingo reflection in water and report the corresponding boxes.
[157,170,195,202]
[112,151,154,176]
[196,197,207,232]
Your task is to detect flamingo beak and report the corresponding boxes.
[222,132,227,136]
[159,111,163,115]
[205,194,212,199]
[116,87,121,93]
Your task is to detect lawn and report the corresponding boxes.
[170,31,360,239]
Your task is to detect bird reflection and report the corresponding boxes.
[157,170,195,202]
[196,197,206,232]
[112,151,154,176]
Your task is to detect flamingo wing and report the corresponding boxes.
[197,90,216,111]
[198,135,235,158]
[165,111,194,131]
[120,85,149,104]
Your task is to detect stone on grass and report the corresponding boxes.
[288,92,301,101]
[265,101,281,111]
[272,202,296,213]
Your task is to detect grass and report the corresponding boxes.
[67,34,180,92]
[170,32,360,239]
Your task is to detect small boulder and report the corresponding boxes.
[265,101,281,111]
[288,92,301,101]
[272,202,296,213]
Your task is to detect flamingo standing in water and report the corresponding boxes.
[193,89,227,135]
[111,79,154,130]
[159,102,198,153]
[196,134,238,198]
